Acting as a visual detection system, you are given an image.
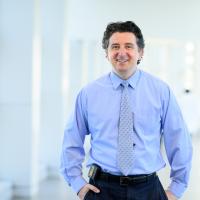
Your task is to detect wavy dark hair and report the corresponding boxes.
[102,21,145,50]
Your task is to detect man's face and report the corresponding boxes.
[106,32,143,79]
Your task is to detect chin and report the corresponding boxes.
[116,66,130,72]
[116,69,130,77]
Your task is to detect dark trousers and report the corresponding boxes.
[84,175,168,200]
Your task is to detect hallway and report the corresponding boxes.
[1,0,200,199]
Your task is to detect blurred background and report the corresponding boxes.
[1,0,200,199]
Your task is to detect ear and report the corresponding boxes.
[105,50,109,60]
[139,48,144,58]
[137,48,144,65]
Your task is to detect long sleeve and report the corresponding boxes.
[60,89,89,193]
[161,87,193,198]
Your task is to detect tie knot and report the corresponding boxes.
[121,81,129,88]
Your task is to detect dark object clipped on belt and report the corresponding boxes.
[88,164,101,181]
[88,164,156,186]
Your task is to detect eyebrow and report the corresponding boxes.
[110,43,134,46]
[124,43,134,46]
[110,43,120,46]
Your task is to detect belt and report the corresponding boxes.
[97,171,156,186]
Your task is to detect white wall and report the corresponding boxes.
[67,0,200,41]
[0,0,41,197]
[39,0,65,177]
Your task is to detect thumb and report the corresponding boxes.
[87,184,100,193]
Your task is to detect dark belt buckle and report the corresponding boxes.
[120,177,129,186]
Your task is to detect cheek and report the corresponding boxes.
[108,52,117,60]
[129,52,139,60]
[127,51,135,56]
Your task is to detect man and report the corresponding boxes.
[60,21,192,200]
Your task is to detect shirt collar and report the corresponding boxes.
[110,69,141,90]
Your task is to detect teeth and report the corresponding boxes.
[117,59,128,63]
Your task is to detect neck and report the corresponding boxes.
[113,68,137,80]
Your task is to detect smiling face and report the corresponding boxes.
[106,32,144,79]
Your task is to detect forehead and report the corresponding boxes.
[109,32,137,45]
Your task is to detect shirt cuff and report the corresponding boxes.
[70,175,88,194]
[168,180,187,199]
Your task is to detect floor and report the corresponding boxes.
[12,177,78,200]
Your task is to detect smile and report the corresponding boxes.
[116,59,129,63]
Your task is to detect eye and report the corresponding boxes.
[111,44,119,50]
[125,44,134,49]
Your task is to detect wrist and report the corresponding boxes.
[166,190,178,200]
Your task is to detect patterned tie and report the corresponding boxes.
[117,81,134,175]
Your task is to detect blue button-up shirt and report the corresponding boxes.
[60,69,192,198]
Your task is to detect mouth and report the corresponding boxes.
[116,59,129,63]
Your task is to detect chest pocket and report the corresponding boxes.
[134,109,161,133]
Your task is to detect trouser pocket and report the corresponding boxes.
[157,178,168,200]
[83,190,92,200]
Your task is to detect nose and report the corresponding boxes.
[116,47,128,58]
[117,47,127,56]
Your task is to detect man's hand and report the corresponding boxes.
[165,190,177,200]
[77,183,100,200]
